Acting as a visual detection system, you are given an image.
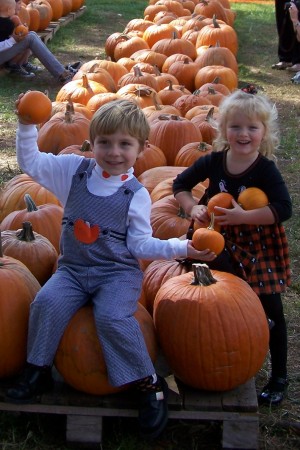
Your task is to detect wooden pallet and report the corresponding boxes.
[37,5,86,44]
[0,373,259,449]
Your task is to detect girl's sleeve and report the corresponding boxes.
[261,160,292,222]
[173,154,211,195]
[16,123,83,206]
[127,187,188,260]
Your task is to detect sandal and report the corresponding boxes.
[271,61,292,70]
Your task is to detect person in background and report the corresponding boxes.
[288,1,300,81]
[173,90,292,406]
[6,98,214,439]
[0,0,80,81]
[272,0,300,72]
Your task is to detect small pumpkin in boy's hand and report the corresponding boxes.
[17,91,52,125]
[238,187,269,210]
[192,213,225,255]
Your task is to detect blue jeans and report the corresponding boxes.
[0,31,65,78]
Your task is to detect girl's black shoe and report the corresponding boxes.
[258,376,289,406]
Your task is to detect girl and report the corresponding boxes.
[173,90,292,406]
[6,98,214,439]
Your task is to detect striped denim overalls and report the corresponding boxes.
[27,159,155,386]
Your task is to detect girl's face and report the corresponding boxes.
[91,131,145,176]
[225,111,266,158]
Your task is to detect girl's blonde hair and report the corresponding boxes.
[212,90,279,161]
[89,99,150,146]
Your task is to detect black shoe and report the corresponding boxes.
[138,375,169,439]
[258,376,289,406]
[22,62,43,72]
[6,63,35,79]
[64,61,81,74]
[6,363,53,403]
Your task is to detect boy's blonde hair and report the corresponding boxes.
[89,99,150,147]
[0,0,15,17]
[212,90,279,161]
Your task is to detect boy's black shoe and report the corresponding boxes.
[22,62,43,72]
[138,375,169,439]
[6,363,53,402]
[258,376,289,406]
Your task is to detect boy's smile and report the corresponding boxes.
[91,131,145,176]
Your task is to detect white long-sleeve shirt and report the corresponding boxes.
[16,124,188,261]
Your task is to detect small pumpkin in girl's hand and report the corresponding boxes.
[207,192,234,216]
[17,91,52,125]
[238,187,269,210]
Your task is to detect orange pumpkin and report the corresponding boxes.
[207,192,234,216]
[0,237,41,378]
[238,187,269,210]
[192,215,225,255]
[1,221,58,285]
[17,90,52,125]
[0,174,61,223]
[37,104,90,155]
[148,113,203,165]
[153,263,269,390]
[0,194,63,254]
[54,303,158,395]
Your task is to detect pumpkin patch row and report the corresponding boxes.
[0,0,270,395]
[17,0,85,32]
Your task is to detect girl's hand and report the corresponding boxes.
[187,241,217,261]
[190,204,210,227]
[213,199,244,225]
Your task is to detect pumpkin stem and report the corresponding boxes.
[207,212,216,230]
[24,194,38,212]
[16,221,36,242]
[191,263,217,286]
[81,140,91,153]
[177,206,190,219]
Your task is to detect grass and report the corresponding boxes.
[0,0,300,448]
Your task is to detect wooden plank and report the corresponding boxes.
[222,417,259,449]
[66,414,102,446]
[222,378,258,412]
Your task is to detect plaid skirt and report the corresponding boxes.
[222,223,291,295]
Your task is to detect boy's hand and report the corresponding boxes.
[187,241,217,261]
[15,92,34,125]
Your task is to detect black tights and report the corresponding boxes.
[259,293,288,380]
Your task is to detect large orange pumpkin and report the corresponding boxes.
[148,113,202,165]
[1,221,58,285]
[54,303,158,395]
[153,263,269,391]
[0,194,63,254]
[0,174,61,223]
[0,237,41,378]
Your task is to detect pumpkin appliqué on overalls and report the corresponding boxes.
[74,218,100,244]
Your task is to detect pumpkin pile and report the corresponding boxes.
[18,0,85,32]
[0,0,270,394]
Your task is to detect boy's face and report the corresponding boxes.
[91,131,146,176]
[0,0,16,17]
